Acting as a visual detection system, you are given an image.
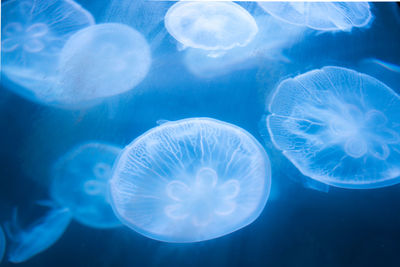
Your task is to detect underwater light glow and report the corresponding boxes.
[266,66,400,189]
[51,142,122,229]
[109,118,271,243]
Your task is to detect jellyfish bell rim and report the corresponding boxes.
[109,117,272,243]
[266,66,400,189]
[164,1,259,51]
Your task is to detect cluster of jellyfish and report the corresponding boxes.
[0,0,399,264]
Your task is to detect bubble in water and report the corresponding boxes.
[110,118,271,242]
[165,1,258,52]
[1,0,94,105]
[265,66,400,189]
[51,142,122,229]
[258,2,372,31]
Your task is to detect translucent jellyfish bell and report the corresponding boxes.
[266,66,400,189]
[1,0,94,105]
[51,142,122,229]
[110,118,271,243]
[165,1,258,52]
[0,226,5,263]
[55,23,152,107]
[4,203,71,263]
[258,2,372,31]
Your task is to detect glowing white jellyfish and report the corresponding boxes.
[110,118,271,243]
[0,226,5,263]
[184,14,305,78]
[51,142,122,229]
[55,23,152,106]
[1,0,94,105]
[266,66,400,189]
[4,203,71,263]
[258,2,372,31]
[165,1,258,52]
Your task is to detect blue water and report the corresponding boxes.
[1,1,400,266]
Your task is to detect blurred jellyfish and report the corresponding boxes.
[184,14,305,78]
[4,203,71,263]
[358,58,400,91]
[165,1,258,54]
[0,226,5,263]
[51,142,122,229]
[1,0,94,105]
[55,23,152,107]
[265,66,400,189]
[258,2,372,31]
[110,118,271,243]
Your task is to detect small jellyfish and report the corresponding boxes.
[0,226,5,263]
[110,118,271,243]
[55,23,152,106]
[4,203,71,263]
[184,14,305,78]
[1,0,94,105]
[265,66,400,189]
[258,2,372,31]
[164,1,258,52]
[51,142,122,229]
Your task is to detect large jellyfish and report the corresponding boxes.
[4,203,71,263]
[51,142,122,229]
[0,226,5,263]
[164,1,258,53]
[110,118,271,243]
[258,2,372,31]
[265,66,400,189]
[1,0,94,105]
[55,23,152,107]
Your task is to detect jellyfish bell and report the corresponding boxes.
[51,142,123,229]
[0,226,5,263]
[109,118,271,243]
[54,23,152,107]
[1,0,94,106]
[4,203,71,263]
[265,66,400,189]
[164,1,258,54]
[258,2,372,31]
[183,14,305,78]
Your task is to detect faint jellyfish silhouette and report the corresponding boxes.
[4,202,71,263]
[184,14,305,78]
[165,1,258,54]
[0,226,5,263]
[51,142,122,229]
[1,0,94,105]
[55,23,152,106]
[110,118,271,242]
[265,66,400,189]
[258,2,372,31]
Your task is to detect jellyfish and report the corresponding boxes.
[51,142,123,229]
[265,66,400,189]
[1,0,94,105]
[258,2,372,31]
[55,23,152,106]
[164,1,258,53]
[0,226,5,263]
[109,118,271,243]
[4,203,71,263]
[184,14,305,78]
